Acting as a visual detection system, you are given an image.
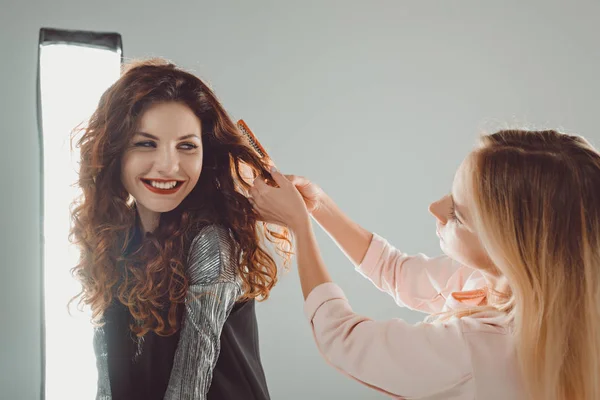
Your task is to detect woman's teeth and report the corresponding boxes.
[149,180,178,189]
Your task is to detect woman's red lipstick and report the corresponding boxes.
[140,178,184,195]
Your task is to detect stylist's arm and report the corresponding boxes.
[248,167,333,299]
[248,167,471,399]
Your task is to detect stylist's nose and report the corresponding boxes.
[155,147,179,176]
[429,196,449,224]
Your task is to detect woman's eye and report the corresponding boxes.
[132,141,198,150]
[134,141,156,148]
[449,208,462,224]
[179,143,199,150]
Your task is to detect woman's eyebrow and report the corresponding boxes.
[135,132,200,140]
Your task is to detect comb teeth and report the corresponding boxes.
[241,127,264,156]
[237,119,268,159]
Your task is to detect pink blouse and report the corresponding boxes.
[303,233,523,399]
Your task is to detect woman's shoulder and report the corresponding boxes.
[186,224,239,285]
[190,224,233,246]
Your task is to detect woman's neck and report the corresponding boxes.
[136,203,160,233]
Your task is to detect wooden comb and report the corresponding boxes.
[236,119,276,185]
[237,119,271,162]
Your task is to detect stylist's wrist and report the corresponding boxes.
[289,212,312,235]
[311,192,333,221]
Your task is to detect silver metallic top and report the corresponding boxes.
[94,225,242,399]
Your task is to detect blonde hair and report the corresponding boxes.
[448,129,600,400]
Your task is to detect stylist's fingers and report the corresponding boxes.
[252,176,270,194]
[249,195,279,224]
[248,184,259,199]
[249,177,273,211]
[285,174,309,187]
[248,196,260,211]
[284,174,300,186]
[248,194,264,212]
[269,167,290,187]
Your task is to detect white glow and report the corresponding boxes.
[40,43,120,400]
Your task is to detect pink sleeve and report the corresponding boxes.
[303,282,473,398]
[357,233,482,313]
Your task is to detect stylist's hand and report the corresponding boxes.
[283,175,324,214]
[249,168,310,232]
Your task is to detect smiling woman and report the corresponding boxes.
[120,102,205,232]
[69,58,292,400]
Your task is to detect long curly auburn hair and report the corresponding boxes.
[69,58,291,337]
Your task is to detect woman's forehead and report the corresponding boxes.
[136,103,202,137]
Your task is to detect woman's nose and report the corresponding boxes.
[155,148,179,176]
[428,198,448,224]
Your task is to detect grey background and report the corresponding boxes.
[1,1,599,399]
